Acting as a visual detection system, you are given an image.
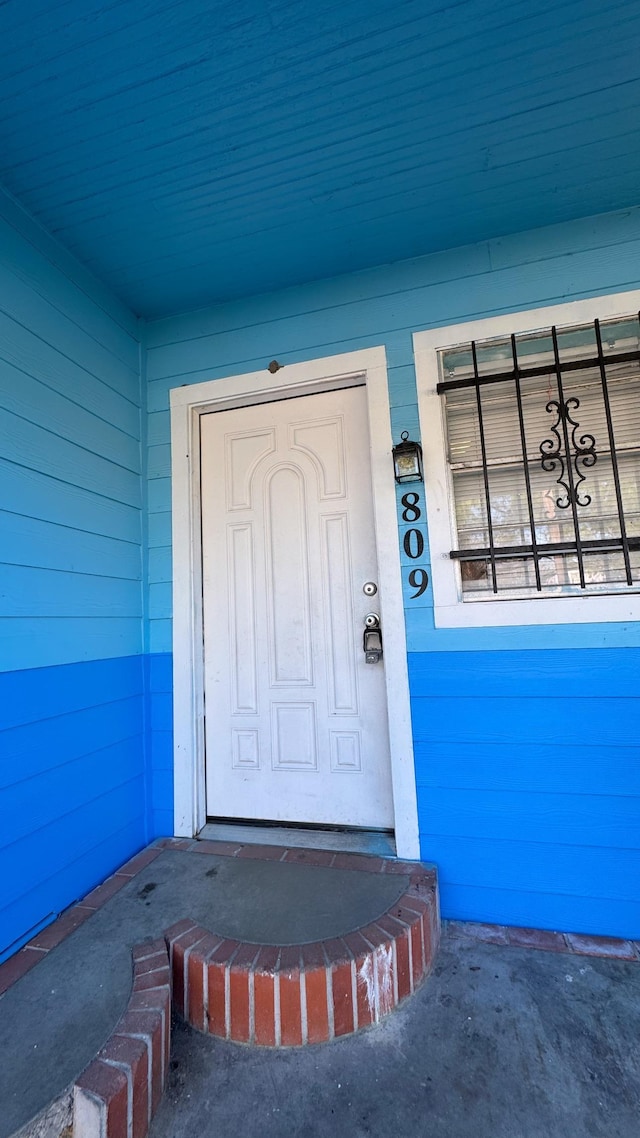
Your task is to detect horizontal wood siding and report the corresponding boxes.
[0,190,143,671]
[410,648,640,937]
[0,657,147,961]
[146,653,174,839]
[145,204,640,654]
[144,206,640,935]
[0,193,148,960]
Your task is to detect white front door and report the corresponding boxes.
[200,385,394,829]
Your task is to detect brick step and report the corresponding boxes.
[165,863,440,1047]
[73,939,171,1138]
[3,845,440,1138]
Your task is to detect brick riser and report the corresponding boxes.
[165,866,440,1047]
[73,939,171,1138]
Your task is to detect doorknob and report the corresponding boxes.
[363,613,383,663]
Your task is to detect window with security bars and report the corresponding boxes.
[437,314,640,599]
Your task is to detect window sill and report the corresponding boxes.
[433,591,640,628]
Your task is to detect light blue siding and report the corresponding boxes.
[144,205,640,936]
[145,203,640,654]
[0,192,143,672]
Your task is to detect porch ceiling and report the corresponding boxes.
[1,0,639,319]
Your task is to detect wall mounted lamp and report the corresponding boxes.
[392,431,424,483]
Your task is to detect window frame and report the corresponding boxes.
[413,291,640,629]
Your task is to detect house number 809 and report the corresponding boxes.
[400,492,429,598]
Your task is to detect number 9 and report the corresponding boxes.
[408,568,429,598]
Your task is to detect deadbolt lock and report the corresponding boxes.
[363,613,383,663]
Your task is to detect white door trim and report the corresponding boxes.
[169,348,420,859]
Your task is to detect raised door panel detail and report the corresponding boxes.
[225,428,275,510]
[228,523,257,714]
[271,703,318,770]
[266,465,313,687]
[291,417,346,498]
[330,731,362,772]
[322,513,358,715]
[232,729,260,769]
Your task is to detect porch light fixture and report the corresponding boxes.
[392,432,424,483]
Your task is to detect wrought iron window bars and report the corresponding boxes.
[436,315,640,595]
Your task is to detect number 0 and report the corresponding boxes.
[403,528,424,559]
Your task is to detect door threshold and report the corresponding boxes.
[198,820,396,858]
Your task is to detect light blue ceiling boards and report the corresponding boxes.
[1,0,639,316]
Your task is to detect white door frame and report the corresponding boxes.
[169,347,420,859]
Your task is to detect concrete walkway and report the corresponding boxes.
[151,923,640,1138]
[0,847,408,1138]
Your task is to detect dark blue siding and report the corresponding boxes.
[410,650,640,938]
[0,657,148,961]
[146,653,174,839]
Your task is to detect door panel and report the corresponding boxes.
[200,385,393,828]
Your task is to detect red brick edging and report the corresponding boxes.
[447,919,640,961]
[73,938,171,1138]
[0,847,162,997]
[164,862,440,1047]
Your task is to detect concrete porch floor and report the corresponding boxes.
[152,923,640,1138]
[0,841,416,1138]
[1,838,639,1138]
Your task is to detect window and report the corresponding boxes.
[414,293,640,628]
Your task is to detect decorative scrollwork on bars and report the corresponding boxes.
[570,409,598,507]
[539,403,566,505]
[540,397,597,509]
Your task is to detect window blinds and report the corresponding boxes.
[440,318,640,597]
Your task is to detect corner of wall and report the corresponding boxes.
[138,316,154,842]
